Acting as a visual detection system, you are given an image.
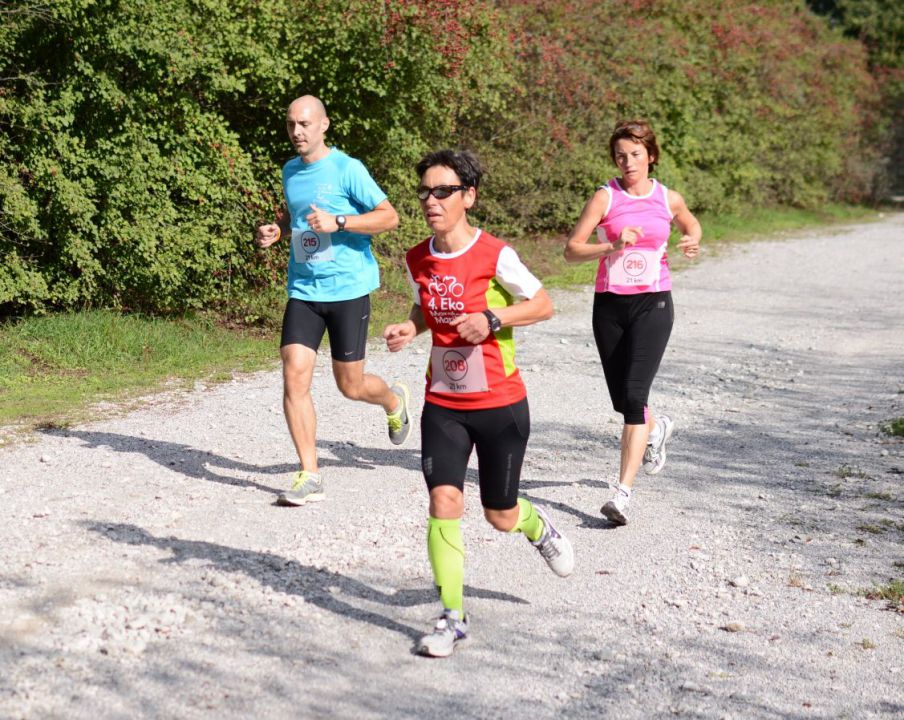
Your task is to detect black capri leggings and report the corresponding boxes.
[592,291,673,425]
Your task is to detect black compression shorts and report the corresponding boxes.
[280,295,371,362]
[420,398,530,511]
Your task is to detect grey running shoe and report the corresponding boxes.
[276,470,325,507]
[643,414,674,475]
[601,488,630,526]
[387,382,412,446]
[531,505,575,577]
[416,609,469,658]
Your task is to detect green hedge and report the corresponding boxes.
[0,0,884,317]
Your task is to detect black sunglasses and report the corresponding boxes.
[416,184,467,200]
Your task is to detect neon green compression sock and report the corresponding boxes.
[427,517,464,613]
[510,497,545,542]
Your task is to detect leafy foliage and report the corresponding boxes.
[0,0,885,317]
[0,0,512,316]
[806,0,903,195]
[486,0,880,225]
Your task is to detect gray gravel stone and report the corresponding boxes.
[1,217,903,719]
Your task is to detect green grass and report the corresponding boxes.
[0,291,413,436]
[692,202,875,245]
[0,310,277,429]
[0,203,882,432]
[864,491,895,501]
[856,523,886,535]
[835,464,869,480]
[879,417,904,437]
[859,579,904,606]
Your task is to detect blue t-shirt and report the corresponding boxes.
[282,148,388,301]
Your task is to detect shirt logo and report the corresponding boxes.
[427,274,464,298]
[425,273,465,323]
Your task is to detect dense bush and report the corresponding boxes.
[0,0,513,316]
[807,0,903,196]
[0,0,885,318]
[480,0,880,229]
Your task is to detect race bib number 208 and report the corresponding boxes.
[429,345,489,394]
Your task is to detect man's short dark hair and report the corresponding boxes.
[415,149,483,189]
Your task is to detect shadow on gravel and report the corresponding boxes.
[659,341,904,496]
[85,522,527,643]
[49,429,285,494]
[318,438,422,473]
[50,430,422,497]
[519,488,618,531]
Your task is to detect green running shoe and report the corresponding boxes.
[277,470,325,507]
[387,381,412,446]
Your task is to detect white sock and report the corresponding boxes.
[617,483,632,498]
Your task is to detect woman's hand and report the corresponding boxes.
[615,225,644,251]
[677,234,700,258]
[563,188,613,263]
[450,313,491,345]
[668,189,702,259]
[383,320,417,352]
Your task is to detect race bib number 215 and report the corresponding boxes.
[292,229,335,264]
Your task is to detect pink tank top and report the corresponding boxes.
[594,178,673,295]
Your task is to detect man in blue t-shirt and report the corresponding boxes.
[256,95,411,506]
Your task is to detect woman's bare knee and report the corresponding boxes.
[429,487,464,519]
[484,507,518,531]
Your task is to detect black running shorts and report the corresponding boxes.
[420,398,530,511]
[280,295,371,362]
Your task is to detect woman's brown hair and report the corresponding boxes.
[609,119,661,173]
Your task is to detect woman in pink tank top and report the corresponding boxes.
[564,119,702,526]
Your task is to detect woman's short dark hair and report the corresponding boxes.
[415,149,483,189]
[609,119,661,173]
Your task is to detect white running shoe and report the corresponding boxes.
[601,488,630,526]
[643,414,674,475]
[531,505,575,577]
[416,609,469,658]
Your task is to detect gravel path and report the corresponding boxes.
[1,216,902,719]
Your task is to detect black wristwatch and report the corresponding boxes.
[335,214,347,232]
[482,309,502,333]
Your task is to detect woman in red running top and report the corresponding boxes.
[384,149,574,658]
[564,119,702,526]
